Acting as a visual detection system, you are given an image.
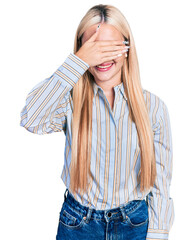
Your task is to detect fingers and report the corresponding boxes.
[99,41,130,61]
[101,45,130,52]
[101,50,128,62]
[97,40,128,46]
[87,24,101,43]
[101,48,129,58]
[87,31,99,42]
[87,26,128,47]
[101,53,126,63]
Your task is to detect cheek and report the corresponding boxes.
[115,56,126,68]
[88,67,95,76]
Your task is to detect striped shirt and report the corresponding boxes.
[20,53,175,239]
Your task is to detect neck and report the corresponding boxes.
[94,70,122,94]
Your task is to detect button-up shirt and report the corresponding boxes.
[20,52,175,239]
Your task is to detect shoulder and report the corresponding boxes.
[143,88,165,108]
[142,88,170,129]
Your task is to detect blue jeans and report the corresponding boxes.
[56,189,149,240]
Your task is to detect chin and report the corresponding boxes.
[89,62,123,82]
[93,74,115,82]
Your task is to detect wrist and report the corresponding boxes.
[75,51,82,60]
[74,52,89,67]
[72,52,90,69]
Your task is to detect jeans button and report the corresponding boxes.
[107,212,112,217]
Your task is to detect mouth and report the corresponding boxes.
[95,62,114,72]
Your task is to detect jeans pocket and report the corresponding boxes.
[124,200,149,228]
[59,202,86,230]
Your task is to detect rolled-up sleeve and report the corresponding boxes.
[146,98,175,240]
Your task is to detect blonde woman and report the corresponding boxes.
[20,4,175,240]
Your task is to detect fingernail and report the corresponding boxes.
[122,49,129,53]
[117,53,122,57]
[125,53,128,57]
[96,24,101,32]
[123,40,129,44]
[125,46,130,49]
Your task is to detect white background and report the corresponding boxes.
[0,0,194,239]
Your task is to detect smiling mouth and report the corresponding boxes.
[96,63,113,68]
[95,63,114,71]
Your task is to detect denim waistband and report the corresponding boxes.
[63,188,147,223]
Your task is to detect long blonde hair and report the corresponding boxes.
[69,4,156,195]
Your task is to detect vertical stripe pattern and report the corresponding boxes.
[20,52,174,239]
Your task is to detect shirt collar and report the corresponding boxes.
[92,81,127,101]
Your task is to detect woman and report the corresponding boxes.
[20,4,175,240]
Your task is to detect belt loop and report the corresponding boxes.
[64,188,69,201]
[146,193,149,206]
[119,206,126,221]
[85,207,93,224]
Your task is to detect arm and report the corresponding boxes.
[146,98,175,240]
[20,53,89,134]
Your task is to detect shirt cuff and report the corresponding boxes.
[71,52,90,69]
[53,52,89,89]
[146,228,169,240]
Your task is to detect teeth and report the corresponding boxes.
[97,63,113,68]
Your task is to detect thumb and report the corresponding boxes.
[87,24,101,43]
